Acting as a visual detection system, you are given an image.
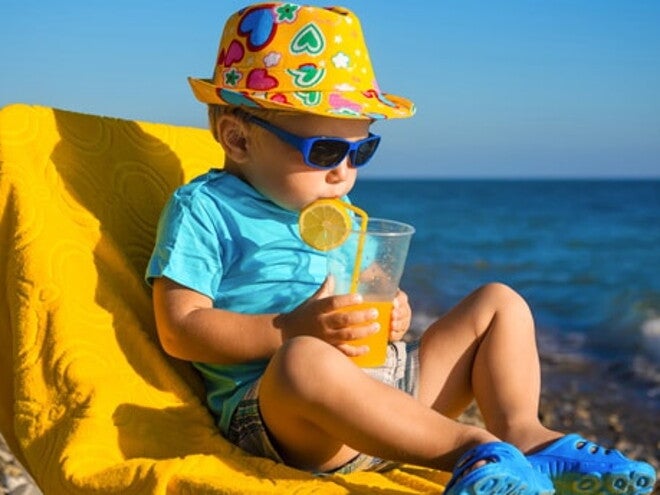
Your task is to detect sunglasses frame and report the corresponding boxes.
[239,111,381,170]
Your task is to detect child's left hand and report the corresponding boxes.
[390,290,411,342]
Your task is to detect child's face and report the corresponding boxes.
[239,112,371,211]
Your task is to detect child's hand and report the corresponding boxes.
[390,290,411,342]
[277,277,379,357]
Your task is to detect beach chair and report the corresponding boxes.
[0,103,448,494]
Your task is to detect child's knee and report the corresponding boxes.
[269,336,348,395]
[479,282,529,312]
[470,283,533,333]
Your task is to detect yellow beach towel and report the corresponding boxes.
[0,104,448,494]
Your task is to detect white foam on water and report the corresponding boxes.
[641,315,660,362]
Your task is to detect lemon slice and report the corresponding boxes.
[299,199,368,251]
[300,199,369,293]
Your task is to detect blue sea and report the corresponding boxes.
[350,179,660,407]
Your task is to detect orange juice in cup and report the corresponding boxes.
[337,300,393,367]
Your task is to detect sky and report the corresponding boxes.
[2,1,659,178]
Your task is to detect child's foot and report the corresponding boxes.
[527,434,656,495]
[445,442,555,495]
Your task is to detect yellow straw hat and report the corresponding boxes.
[188,3,415,120]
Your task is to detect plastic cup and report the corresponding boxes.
[327,218,415,367]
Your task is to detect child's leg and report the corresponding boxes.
[417,282,657,494]
[417,282,562,453]
[258,335,496,473]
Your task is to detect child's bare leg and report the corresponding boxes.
[259,335,496,472]
[417,282,563,453]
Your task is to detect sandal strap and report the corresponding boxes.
[446,442,554,495]
[451,442,514,480]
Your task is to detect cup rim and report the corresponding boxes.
[351,217,415,235]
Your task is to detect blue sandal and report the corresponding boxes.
[445,442,555,495]
[527,434,656,495]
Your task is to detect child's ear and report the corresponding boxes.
[216,114,249,163]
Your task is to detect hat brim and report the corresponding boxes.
[188,77,415,121]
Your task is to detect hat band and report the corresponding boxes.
[214,65,376,93]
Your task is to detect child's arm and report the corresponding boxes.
[152,276,381,364]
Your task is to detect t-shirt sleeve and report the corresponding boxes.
[145,191,223,299]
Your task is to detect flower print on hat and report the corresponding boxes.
[188,2,415,120]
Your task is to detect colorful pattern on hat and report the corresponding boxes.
[188,3,415,120]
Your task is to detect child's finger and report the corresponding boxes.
[327,305,378,331]
[336,342,369,357]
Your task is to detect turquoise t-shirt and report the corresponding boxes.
[146,170,329,434]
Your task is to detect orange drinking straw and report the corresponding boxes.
[341,202,369,294]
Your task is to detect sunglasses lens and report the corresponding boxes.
[354,137,380,166]
[308,139,350,168]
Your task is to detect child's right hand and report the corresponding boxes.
[277,277,380,357]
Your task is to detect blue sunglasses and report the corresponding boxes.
[240,111,381,170]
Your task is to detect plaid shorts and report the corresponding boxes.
[226,340,420,475]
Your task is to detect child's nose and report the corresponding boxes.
[327,160,351,182]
